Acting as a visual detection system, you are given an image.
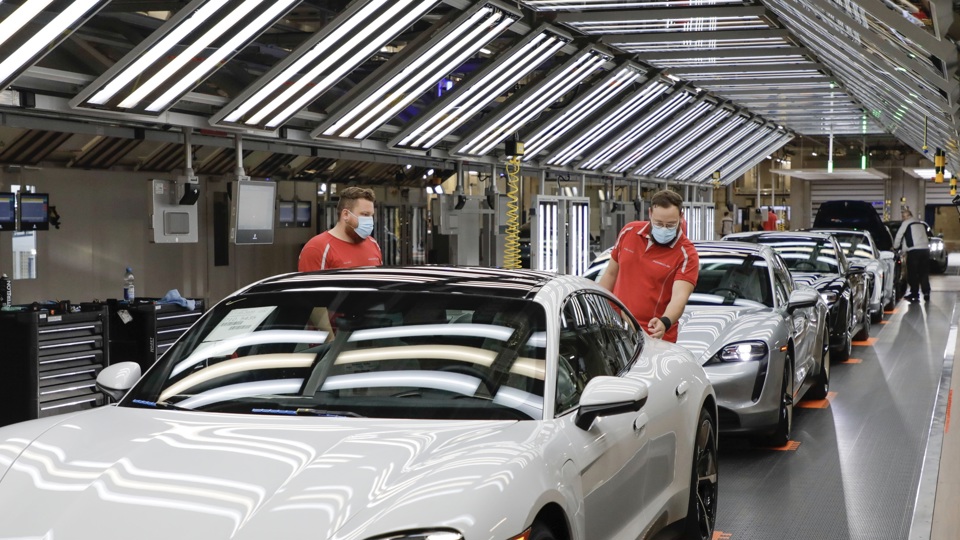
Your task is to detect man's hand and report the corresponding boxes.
[647,317,666,339]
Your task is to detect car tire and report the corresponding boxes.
[682,408,718,540]
[833,331,851,362]
[854,304,870,341]
[870,309,882,324]
[807,331,830,400]
[757,357,793,447]
[529,520,557,540]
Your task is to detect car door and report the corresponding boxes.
[773,255,816,385]
[556,292,651,539]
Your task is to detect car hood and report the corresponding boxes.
[0,406,540,539]
[791,272,844,291]
[677,305,781,363]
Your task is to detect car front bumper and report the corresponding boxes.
[704,358,782,435]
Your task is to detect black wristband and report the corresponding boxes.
[659,316,672,330]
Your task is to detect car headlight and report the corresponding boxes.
[711,341,768,363]
[372,532,463,540]
[931,242,943,251]
[819,291,839,304]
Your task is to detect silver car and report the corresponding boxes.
[0,266,717,540]
[676,242,830,446]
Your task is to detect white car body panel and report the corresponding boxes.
[0,268,715,540]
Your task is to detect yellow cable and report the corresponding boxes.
[504,157,522,269]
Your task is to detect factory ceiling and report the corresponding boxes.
[0,0,955,186]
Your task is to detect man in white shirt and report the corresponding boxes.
[894,208,931,302]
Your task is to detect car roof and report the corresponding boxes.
[724,230,834,242]
[807,228,874,239]
[236,266,572,300]
[694,240,771,256]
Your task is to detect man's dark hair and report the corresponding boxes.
[723,211,730,216]
[650,189,683,210]
[336,187,376,215]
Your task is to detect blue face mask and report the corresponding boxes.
[651,224,678,244]
[349,211,374,239]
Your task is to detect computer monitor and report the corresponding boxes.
[232,180,276,244]
[278,200,295,227]
[0,193,15,231]
[295,201,311,228]
[18,192,49,231]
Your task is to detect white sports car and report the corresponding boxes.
[0,267,717,540]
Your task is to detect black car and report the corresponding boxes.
[814,200,906,298]
[884,220,948,274]
[724,231,869,361]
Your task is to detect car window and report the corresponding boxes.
[556,293,634,415]
[123,291,548,421]
[773,255,795,295]
[835,233,876,259]
[689,251,772,307]
[758,238,841,274]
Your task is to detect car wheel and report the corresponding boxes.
[529,520,557,540]
[682,408,718,540]
[807,331,830,400]
[870,309,882,324]
[757,357,793,447]
[833,330,851,362]
[854,300,870,340]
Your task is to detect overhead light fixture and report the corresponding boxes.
[545,78,672,167]
[0,0,111,90]
[648,112,747,179]
[212,0,443,131]
[678,121,766,182]
[391,24,572,150]
[316,1,521,140]
[453,45,612,156]
[719,131,794,184]
[521,62,647,161]
[633,106,732,177]
[577,89,692,171]
[607,100,713,174]
[72,0,301,115]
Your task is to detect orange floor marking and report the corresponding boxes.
[713,532,732,540]
[767,441,801,451]
[842,358,863,364]
[852,337,878,346]
[880,320,890,324]
[947,389,953,434]
[884,308,899,314]
[797,391,838,409]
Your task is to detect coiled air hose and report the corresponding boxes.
[504,157,522,269]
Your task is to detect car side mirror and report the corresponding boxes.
[879,251,895,261]
[96,362,142,401]
[787,288,819,312]
[575,376,648,430]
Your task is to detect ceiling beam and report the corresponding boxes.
[635,46,810,61]
[555,5,768,23]
[601,28,791,44]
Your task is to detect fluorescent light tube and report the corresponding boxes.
[683,124,766,182]
[579,90,690,170]
[0,0,102,86]
[633,108,731,176]
[658,116,746,178]
[0,0,55,49]
[547,80,670,166]
[609,101,712,173]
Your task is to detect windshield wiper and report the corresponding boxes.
[295,408,365,418]
[131,398,191,411]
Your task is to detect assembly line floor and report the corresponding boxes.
[713,271,960,540]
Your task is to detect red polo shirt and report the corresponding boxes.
[611,221,699,342]
[298,231,383,271]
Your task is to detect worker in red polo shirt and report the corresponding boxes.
[599,190,698,342]
[298,186,383,271]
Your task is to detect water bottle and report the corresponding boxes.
[123,267,135,301]
[0,273,10,307]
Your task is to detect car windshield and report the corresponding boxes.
[834,233,875,259]
[754,237,841,274]
[688,252,772,308]
[122,291,548,421]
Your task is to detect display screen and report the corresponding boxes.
[18,193,49,231]
[278,200,295,224]
[295,201,311,226]
[0,193,14,229]
[233,181,276,244]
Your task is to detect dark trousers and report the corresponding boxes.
[906,249,931,297]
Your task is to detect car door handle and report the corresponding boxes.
[634,412,649,432]
[676,381,689,397]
